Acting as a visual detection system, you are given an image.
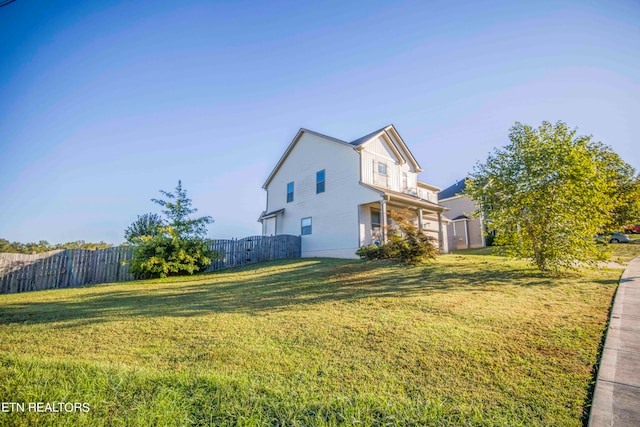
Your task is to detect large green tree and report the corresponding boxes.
[466,120,636,272]
[591,143,640,230]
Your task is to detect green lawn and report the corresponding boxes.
[608,235,640,263]
[0,255,622,426]
[453,237,640,264]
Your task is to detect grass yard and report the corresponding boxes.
[453,236,640,264]
[0,254,624,426]
[608,235,640,263]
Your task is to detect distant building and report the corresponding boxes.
[258,125,449,258]
[438,179,486,250]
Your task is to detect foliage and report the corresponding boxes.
[128,230,214,279]
[130,181,216,278]
[485,232,496,247]
[465,120,637,272]
[356,209,438,264]
[598,151,640,231]
[355,244,389,261]
[151,180,213,240]
[0,238,112,254]
[124,213,164,244]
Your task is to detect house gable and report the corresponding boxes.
[351,125,422,173]
[360,135,403,165]
[261,129,381,258]
[262,129,353,190]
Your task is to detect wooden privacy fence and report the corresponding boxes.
[0,246,136,294]
[206,235,301,271]
[0,235,301,294]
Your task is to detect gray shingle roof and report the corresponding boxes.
[349,126,390,146]
[451,214,471,221]
[438,178,468,201]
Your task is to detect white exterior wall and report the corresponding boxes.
[360,136,418,194]
[264,217,276,236]
[441,196,477,219]
[359,205,373,247]
[265,133,379,258]
[418,187,437,203]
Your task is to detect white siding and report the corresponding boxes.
[418,187,436,202]
[361,151,417,193]
[441,197,477,220]
[359,205,374,246]
[367,136,401,161]
[265,132,379,258]
[360,136,418,195]
[264,218,276,236]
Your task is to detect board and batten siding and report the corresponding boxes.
[418,187,437,202]
[265,132,380,258]
[360,136,418,194]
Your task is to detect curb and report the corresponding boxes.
[589,257,640,427]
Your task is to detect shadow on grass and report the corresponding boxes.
[0,257,618,326]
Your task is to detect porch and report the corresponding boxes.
[358,192,449,253]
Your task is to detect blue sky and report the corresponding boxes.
[1,0,638,244]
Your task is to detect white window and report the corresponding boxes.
[316,170,325,194]
[301,217,312,235]
[377,162,387,176]
[287,182,294,202]
[371,210,381,229]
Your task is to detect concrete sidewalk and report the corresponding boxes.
[589,257,640,427]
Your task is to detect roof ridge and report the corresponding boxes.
[349,125,392,146]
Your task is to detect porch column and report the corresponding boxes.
[464,219,470,247]
[380,200,388,243]
[418,209,424,230]
[437,212,444,253]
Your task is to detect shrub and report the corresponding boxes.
[355,244,385,261]
[127,181,217,279]
[356,209,439,265]
[129,231,216,279]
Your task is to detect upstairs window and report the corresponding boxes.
[287,182,294,203]
[377,162,388,176]
[301,217,312,235]
[316,169,325,194]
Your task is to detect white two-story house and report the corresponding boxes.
[258,125,449,258]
